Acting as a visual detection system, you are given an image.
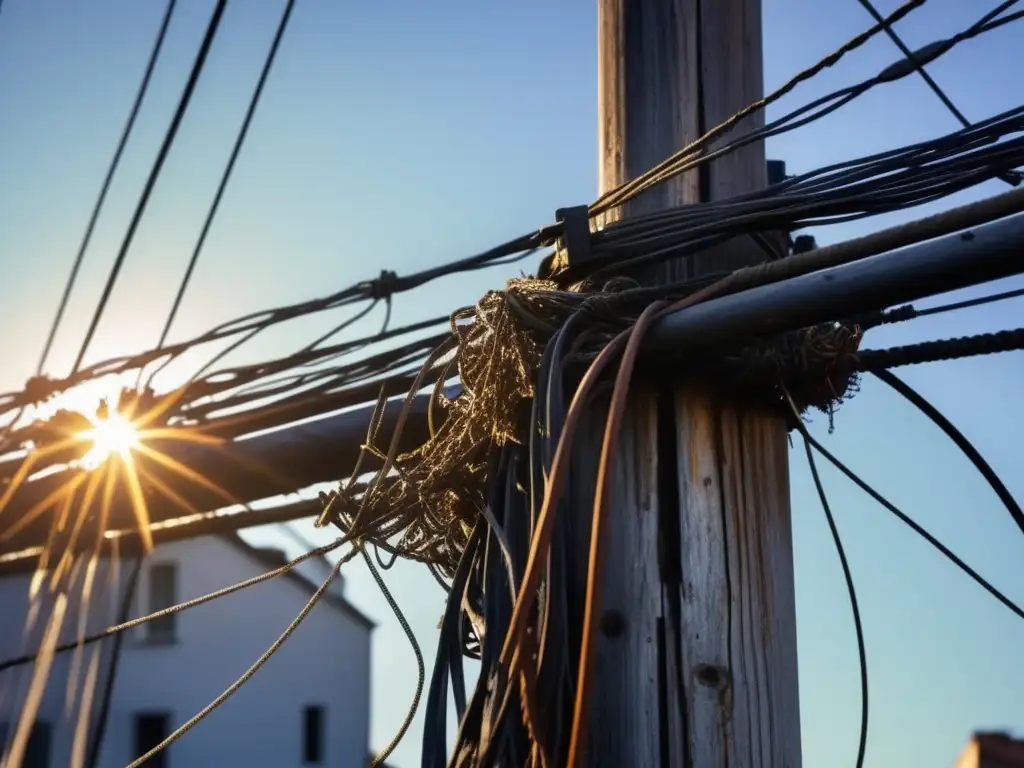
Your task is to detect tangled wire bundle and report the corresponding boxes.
[321,279,578,574]
[321,270,866,567]
[306,260,869,768]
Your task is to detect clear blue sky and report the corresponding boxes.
[1,1,1022,766]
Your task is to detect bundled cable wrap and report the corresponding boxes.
[698,321,865,428]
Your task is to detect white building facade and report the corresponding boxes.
[0,534,374,768]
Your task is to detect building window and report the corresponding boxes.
[145,563,177,643]
[302,705,325,764]
[25,721,52,768]
[134,712,170,768]
[0,720,52,768]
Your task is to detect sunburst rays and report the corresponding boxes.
[78,410,139,471]
[1,383,232,557]
[0,382,238,768]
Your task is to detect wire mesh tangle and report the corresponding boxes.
[3,1,1024,767]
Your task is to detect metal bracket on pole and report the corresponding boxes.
[767,159,788,187]
[793,234,817,254]
[555,205,593,268]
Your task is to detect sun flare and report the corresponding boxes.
[3,375,229,559]
[79,409,140,470]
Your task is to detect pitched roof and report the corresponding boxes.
[975,732,1024,766]
[956,732,1024,767]
[218,533,375,632]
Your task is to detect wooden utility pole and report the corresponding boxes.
[574,0,802,764]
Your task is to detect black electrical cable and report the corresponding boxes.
[597,0,1024,215]
[590,0,932,215]
[176,294,383,393]
[772,101,1024,200]
[17,2,1024,763]
[85,556,144,768]
[2,0,1015,415]
[857,329,1024,371]
[802,429,1024,622]
[71,0,228,375]
[156,0,297,351]
[597,102,1024,247]
[13,86,1020,416]
[37,0,178,377]
[574,107,1024,280]
[782,382,869,768]
[25,229,541,409]
[871,370,1024,537]
[972,0,1023,37]
[864,286,1024,328]
[609,0,1024,213]
[801,437,869,768]
[1,0,1021,477]
[913,287,1024,318]
[855,0,971,128]
[983,7,1024,32]
[363,544,425,768]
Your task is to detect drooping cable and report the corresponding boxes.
[71,0,228,375]
[364,544,425,768]
[0,538,345,673]
[802,429,1024,621]
[125,545,360,768]
[785,391,869,768]
[7,84,1020,423]
[871,369,1024,536]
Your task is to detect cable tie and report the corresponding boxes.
[369,270,400,300]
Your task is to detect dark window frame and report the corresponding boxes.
[26,720,52,768]
[302,704,326,764]
[134,711,171,768]
[0,719,53,768]
[144,562,178,644]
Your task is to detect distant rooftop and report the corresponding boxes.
[955,731,1024,768]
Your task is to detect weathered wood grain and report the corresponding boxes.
[575,0,802,764]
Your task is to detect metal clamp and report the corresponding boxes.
[554,205,592,268]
